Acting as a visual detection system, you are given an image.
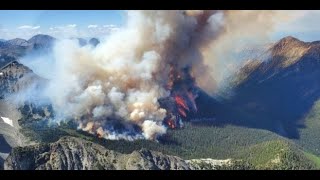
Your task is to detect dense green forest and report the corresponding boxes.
[17,97,320,170]
[293,100,320,156]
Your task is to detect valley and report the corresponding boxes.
[1,33,320,170]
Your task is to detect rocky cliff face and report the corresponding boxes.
[0,100,32,170]
[6,38,31,47]
[4,136,193,170]
[0,61,50,170]
[0,61,43,99]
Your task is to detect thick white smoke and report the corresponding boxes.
[22,10,223,140]
[18,10,294,140]
[45,39,168,140]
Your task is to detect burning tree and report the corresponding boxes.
[159,64,199,129]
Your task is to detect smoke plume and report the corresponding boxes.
[18,10,296,140]
[201,10,298,92]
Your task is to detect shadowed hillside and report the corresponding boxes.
[191,36,320,139]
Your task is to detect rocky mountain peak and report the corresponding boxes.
[28,34,55,44]
[6,38,30,47]
[89,38,100,47]
[277,36,301,44]
[27,34,56,50]
[267,36,312,68]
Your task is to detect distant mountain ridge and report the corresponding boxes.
[0,34,100,70]
[0,34,56,68]
[5,38,30,47]
[28,34,56,50]
[2,34,56,49]
[1,34,101,49]
[74,37,100,47]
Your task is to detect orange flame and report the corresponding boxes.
[96,127,105,138]
[164,64,199,129]
[175,95,190,111]
[167,118,176,129]
[97,133,103,138]
[178,108,187,117]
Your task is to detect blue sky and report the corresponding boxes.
[0,10,124,28]
[0,10,125,39]
[270,10,320,42]
[1,10,320,42]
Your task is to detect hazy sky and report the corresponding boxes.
[1,10,320,42]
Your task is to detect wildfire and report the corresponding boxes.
[167,118,176,129]
[178,107,187,117]
[97,133,103,138]
[174,95,190,111]
[97,127,105,138]
[160,64,200,129]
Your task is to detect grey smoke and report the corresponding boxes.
[15,10,298,140]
